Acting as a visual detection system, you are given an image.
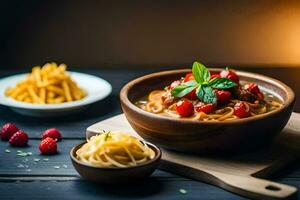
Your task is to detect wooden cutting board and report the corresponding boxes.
[86,112,300,200]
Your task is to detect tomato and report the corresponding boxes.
[215,89,231,104]
[244,83,264,100]
[169,80,181,90]
[234,102,251,118]
[244,83,260,94]
[176,100,194,117]
[195,103,214,114]
[220,69,239,83]
[184,88,198,100]
[183,73,194,82]
[210,74,221,80]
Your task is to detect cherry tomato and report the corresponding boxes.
[176,100,194,117]
[244,83,259,94]
[169,80,181,90]
[195,103,214,114]
[210,74,221,80]
[184,88,198,100]
[244,83,264,100]
[183,73,194,82]
[234,102,251,118]
[220,69,239,83]
[215,89,231,104]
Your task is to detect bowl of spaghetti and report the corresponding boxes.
[120,61,295,154]
[70,131,161,183]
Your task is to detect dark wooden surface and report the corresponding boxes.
[0,67,300,200]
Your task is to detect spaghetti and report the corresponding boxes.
[136,90,281,121]
[135,62,282,121]
[76,131,155,168]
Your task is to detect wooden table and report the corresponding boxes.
[0,67,300,200]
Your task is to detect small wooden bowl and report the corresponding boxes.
[70,141,161,183]
[120,69,295,154]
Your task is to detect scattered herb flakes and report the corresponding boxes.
[43,158,49,162]
[16,152,32,157]
[179,189,187,194]
[33,158,41,162]
[54,166,60,169]
[17,153,28,157]
[62,164,68,168]
[17,163,24,168]
[5,149,11,153]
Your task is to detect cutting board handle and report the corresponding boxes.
[212,171,297,200]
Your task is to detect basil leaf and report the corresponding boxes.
[209,77,237,89]
[196,85,217,104]
[171,85,196,98]
[182,80,197,87]
[192,61,210,84]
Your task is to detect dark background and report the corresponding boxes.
[0,0,300,69]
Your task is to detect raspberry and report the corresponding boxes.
[9,130,28,147]
[1,123,19,140]
[42,128,62,141]
[39,137,57,155]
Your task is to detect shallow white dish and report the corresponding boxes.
[0,72,112,117]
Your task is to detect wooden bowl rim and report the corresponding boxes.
[120,68,295,125]
[70,141,161,170]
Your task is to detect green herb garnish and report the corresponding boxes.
[170,61,237,104]
[208,77,237,89]
[171,81,197,98]
[104,131,111,141]
[5,149,11,153]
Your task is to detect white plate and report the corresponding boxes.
[0,72,112,117]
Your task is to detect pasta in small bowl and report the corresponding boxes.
[70,131,161,183]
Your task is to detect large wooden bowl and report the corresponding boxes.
[120,69,295,154]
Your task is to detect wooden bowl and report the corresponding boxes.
[120,69,295,154]
[70,141,161,183]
